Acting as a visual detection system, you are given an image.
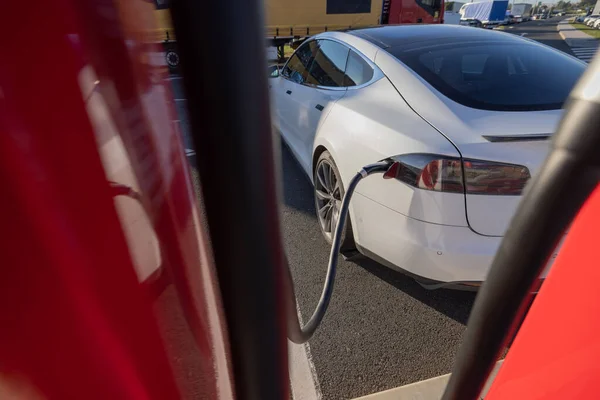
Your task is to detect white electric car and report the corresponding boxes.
[269,25,585,288]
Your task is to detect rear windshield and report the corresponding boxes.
[389,41,585,111]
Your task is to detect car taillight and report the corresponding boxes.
[383,154,464,193]
[383,154,530,195]
[463,159,530,195]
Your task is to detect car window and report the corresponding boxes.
[507,55,528,75]
[282,40,319,84]
[267,65,280,78]
[282,54,305,84]
[462,54,488,74]
[306,40,349,87]
[390,42,585,111]
[344,50,374,87]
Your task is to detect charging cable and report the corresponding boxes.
[109,160,393,346]
[284,162,392,344]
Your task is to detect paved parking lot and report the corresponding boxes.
[502,16,574,54]
[171,17,577,398]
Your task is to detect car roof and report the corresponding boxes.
[346,25,525,49]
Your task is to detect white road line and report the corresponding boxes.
[288,305,322,400]
[520,33,528,36]
[354,360,504,400]
[571,47,599,63]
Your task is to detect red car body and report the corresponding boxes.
[486,186,600,399]
[0,0,233,398]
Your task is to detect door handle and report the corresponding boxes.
[315,104,324,111]
[286,90,292,95]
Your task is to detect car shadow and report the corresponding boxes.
[280,141,476,325]
[351,256,476,325]
[280,141,315,216]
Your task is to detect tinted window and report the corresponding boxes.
[267,65,280,78]
[282,41,319,84]
[306,40,349,87]
[462,54,487,74]
[344,51,374,87]
[390,42,585,111]
[416,0,442,14]
[326,0,371,14]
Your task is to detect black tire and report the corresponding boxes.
[313,151,355,250]
[165,49,180,73]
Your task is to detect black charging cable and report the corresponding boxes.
[284,162,391,344]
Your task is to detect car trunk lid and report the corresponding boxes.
[415,97,561,236]
[451,107,560,236]
[460,140,551,236]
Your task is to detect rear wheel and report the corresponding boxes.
[166,50,180,72]
[314,151,354,248]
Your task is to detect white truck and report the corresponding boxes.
[444,2,465,24]
[459,0,508,27]
[511,3,533,22]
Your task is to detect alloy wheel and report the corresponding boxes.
[315,160,343,239]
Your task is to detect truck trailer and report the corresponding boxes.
[459,0,508,27]
[152,0,445,71]
[511,3,533,22]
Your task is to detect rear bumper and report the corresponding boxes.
[353,193,503,284]
[353,193,559,287]
[356,244,485,291]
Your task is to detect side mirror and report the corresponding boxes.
[268,65,280,78]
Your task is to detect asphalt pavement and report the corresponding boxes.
[169,17,574,398]
[500,16,574,55]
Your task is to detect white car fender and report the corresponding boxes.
[312,77,466,246]
[312,136,341,183]
[312,133,369,244]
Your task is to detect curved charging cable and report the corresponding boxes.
[441,57,600,399]
[284,162,391,344]
[108,162,395,346]
[109,161,392,345]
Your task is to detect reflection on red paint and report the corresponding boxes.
[0,0,233,398]
[486,186,600,399]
